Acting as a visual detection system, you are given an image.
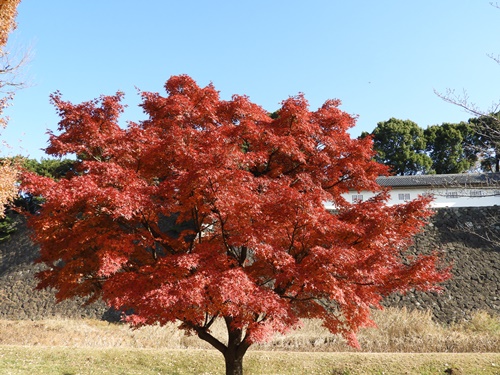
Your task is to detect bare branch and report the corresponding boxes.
[0,48,30,92]
[433,88,500,119]
[435,3,500,130]
[456,214,500,247]
[487,52,500,65]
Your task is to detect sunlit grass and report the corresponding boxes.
[0,347,499,375]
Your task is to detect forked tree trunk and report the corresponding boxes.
[194,318,250,375]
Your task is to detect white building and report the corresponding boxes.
[327,173,500,209]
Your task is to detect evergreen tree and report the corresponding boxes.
[424,122,478,174]
[363,118,432,175]
[468,114,500,172]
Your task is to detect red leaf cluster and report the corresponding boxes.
[22,75,450,350]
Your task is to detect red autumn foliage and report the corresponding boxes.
[22,75,450,375]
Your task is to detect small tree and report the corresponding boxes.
[23,75,450,375]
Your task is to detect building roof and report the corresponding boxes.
[375,173,500,188]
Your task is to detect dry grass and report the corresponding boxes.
[0,307,498,353]
[357,308,500,353]
[256,307,500,352]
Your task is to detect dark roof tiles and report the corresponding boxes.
[376,173,500,188]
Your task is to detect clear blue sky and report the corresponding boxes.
[2,1,500,160]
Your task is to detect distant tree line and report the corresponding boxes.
[362,113,500,175]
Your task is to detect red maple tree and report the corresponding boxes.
[22,75,450,375]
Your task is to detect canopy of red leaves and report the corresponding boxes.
[22,75,450,349]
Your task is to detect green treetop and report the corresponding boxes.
[363,118,432,175]
[424,122,478,174]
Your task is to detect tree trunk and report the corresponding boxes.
[192,318,250,375]
[223,317,250,375]
[224,349,244,375]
